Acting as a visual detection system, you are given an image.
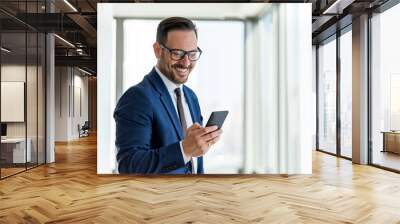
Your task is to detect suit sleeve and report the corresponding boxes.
[114,88,185,174]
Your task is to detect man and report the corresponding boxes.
[114,17,223,174]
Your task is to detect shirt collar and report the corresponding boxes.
[155,66,183,96]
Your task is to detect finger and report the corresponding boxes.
[193,122,201,128]
[186,123,202,134]
[201,129,222,142]
[196,126,218,137]
[207,136,220,145]
[188,123,201,131]
[205,125,219,133]
[191,127,209,136]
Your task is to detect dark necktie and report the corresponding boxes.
[174,88,195,174]
[175,88,187,133]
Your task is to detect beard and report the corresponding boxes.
[158,56,193,84]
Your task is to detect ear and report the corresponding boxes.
[153,42,161,59]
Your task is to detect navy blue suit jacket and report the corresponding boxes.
[114,68,204,174]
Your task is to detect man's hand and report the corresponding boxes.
[182,123,223,158]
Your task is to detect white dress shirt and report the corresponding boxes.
[155,66,197,173]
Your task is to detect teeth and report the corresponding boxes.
[176,68,187,73]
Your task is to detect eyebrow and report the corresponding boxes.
[170,47,198,51]
[163,44,198,52]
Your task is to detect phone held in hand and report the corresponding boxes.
[205,111,229,129]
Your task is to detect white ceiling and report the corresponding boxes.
[100,3,272,20]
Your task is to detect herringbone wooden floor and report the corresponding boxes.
[1,135,400,224]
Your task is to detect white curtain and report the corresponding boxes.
[244,4,312,174]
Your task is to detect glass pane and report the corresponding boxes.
[1,31,27,177]
[312,46,317,150]
[318,38,337,154]
[371,3,400,171]
[0,1,24,13]
[340,30,352,158]
[38,33,45,164]
[27,31,38,169]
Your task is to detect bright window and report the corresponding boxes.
[123,19,245,173]
[318,38,337,154]
[340,29,352,158]
[371,3,400,170]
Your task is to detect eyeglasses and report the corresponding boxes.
[160,44,202,61]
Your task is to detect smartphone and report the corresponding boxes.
[205,111,229,129]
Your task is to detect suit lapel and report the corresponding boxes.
[147,68,184,140]
[160,96,184,139]
[183,86,203,173]
[147,69,203,172]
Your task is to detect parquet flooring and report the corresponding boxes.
[1,135,400,223]
[1,167,26,178]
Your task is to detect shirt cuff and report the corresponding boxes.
[179,141,191,164]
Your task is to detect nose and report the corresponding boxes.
[180,54,191,67]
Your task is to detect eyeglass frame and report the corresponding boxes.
[159,43,202,61]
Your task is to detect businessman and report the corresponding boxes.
[114,17,223,174]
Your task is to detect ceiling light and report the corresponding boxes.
[63,0,78,12]
[54,34,75,48]
[323,0,354,15]
[78,67,92,76]
[1,47,11,53]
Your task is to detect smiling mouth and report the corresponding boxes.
[174,67,189,75]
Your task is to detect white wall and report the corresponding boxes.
[1,65,37,138]
[72,72,89,138]
[55,67,89,141]
[55,66,68,141]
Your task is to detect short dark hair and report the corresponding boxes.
[156,17,197,45]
